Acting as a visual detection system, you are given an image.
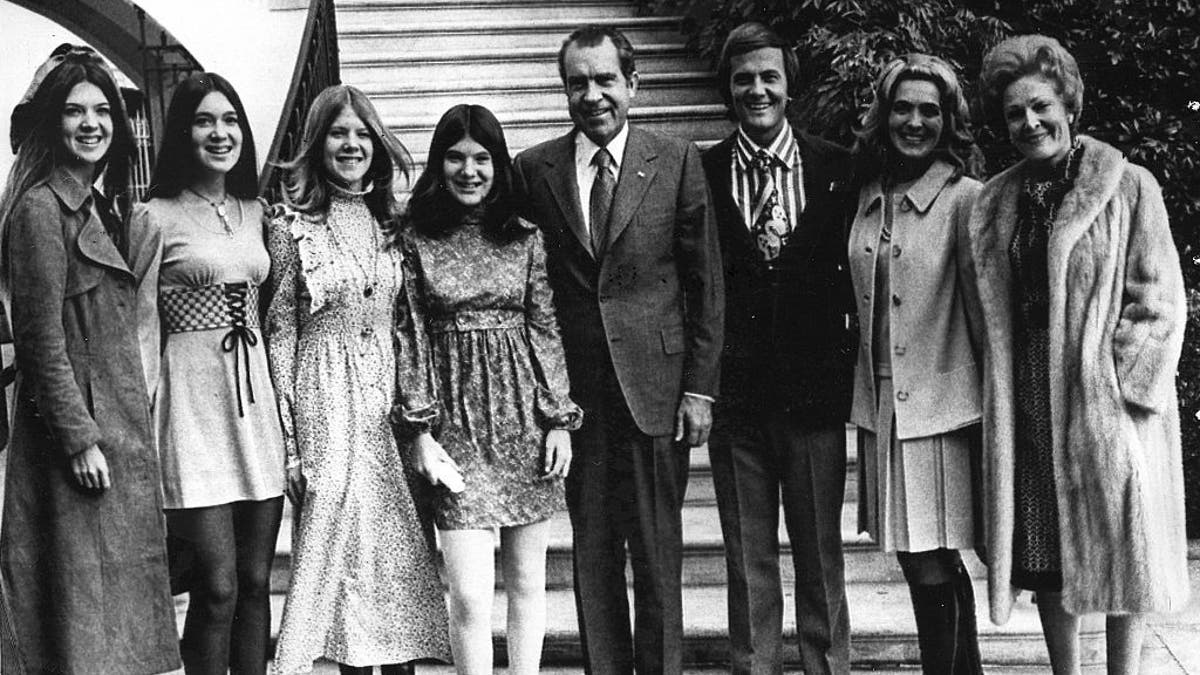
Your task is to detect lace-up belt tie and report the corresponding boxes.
[160,282,260,416]
[429,309,522,333]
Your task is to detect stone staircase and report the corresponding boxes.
[215,0,1199,671]
[335,0,733,178]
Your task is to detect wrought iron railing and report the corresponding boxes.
[259,0,341,203]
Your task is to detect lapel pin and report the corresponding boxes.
[637,170,646,178]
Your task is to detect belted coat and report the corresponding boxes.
[1,168,179,674]
[962,136,1190,623]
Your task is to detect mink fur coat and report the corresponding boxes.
[962,135,1190,624]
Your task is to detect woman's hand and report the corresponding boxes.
[414,432,464,492]
[542,429,572,479]
[70,444,110,490]
[284,462,306,507]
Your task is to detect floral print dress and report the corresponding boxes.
[265,189,450,673]
[396,217,581,530]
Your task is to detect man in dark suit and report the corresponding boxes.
[700,22,858,675]
[512,25,724,675]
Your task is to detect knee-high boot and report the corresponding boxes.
[951,565,983,675]
[908,581,959,674]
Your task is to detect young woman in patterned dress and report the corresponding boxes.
[265,84,450,675]
[140,72,287,675]
[395,104,580,675]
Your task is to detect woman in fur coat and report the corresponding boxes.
[964,35,1189,674]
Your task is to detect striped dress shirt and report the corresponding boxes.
[730,124,806,234]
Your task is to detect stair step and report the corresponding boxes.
[338,16,685,55]
[336,0,640,25]
[385,104,734,159]
[199,580,1104,668]
[358,71,721,120]
[341,42,700,84]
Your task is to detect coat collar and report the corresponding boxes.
[47,167,133,276]
[47,166,93,213]
[859,160,956,217]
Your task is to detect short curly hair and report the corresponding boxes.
[979,34,1084,133]
[852,53,983,181]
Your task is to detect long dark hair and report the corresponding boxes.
[279,85,409,224]
[0,52,135,284]
[406,104,518,239]
[145,72,258,200]
[852,54,983,183]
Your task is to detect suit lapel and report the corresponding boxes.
[786,131,827,261]
[540,133,593,259]
[708,135,758,254]
[605,126,657,251]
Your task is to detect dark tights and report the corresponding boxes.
[896,548,983,675]
[168,496,284,675]
[337,664,415,674]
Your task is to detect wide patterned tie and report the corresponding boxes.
[750,148,789,261]
[590,147,616,256]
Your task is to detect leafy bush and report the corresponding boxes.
[646,0,1200,535]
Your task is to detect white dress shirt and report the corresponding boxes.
[574,122,631,237]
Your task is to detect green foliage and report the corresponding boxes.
[644,0,1200,535]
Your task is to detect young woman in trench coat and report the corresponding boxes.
[0,52,179,675]
[963,34,1189,674]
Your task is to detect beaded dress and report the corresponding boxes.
[1008,142,1083,591]
[266,185,450,673]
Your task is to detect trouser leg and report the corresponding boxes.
[708,423,753,675]
[775,420,850,675]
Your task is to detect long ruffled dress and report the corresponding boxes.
[265,188,450,673]
[396,217,581,529]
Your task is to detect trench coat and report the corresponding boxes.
[1,168,180,674]
[962,135,1190,623]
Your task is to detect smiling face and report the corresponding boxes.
[730,47,789,146]
[190,91,242,178]
[60,81,112,170]
[563,37,638,147]
[887,78,944,163]
[322,105,374,190]
[1003,74,1073,167]
[442,135,494,208]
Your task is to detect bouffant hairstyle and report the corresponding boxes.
[145,72,258,200]
[557,25,637,84]
[716,22,801,117]
[979,34,1084,134]
[280,84,410,224]
[405,104,520,240]
[853,53,983,181]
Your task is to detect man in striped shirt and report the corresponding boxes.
[700,21,858,675]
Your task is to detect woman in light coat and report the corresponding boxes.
[965,34,1189,674]
[848,54,984,674]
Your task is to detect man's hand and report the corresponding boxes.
[673,395,712,447]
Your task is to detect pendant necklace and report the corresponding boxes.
[187,187,235,236]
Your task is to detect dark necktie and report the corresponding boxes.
[750,149,790,261]
[590,147,616,256]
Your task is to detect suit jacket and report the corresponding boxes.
[701,125,857,427]
[512,126,724,437]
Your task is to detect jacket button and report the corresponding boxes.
[893,245,902,258]
[892,294,901,306]
[862,293,869,303]
[865,245,873,253]
[896,390,909,401]
[894,345,906,356]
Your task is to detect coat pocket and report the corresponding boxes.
[660,324,685,355]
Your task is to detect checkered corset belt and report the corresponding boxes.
[428,309,523,334]
[159,282,261,416]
